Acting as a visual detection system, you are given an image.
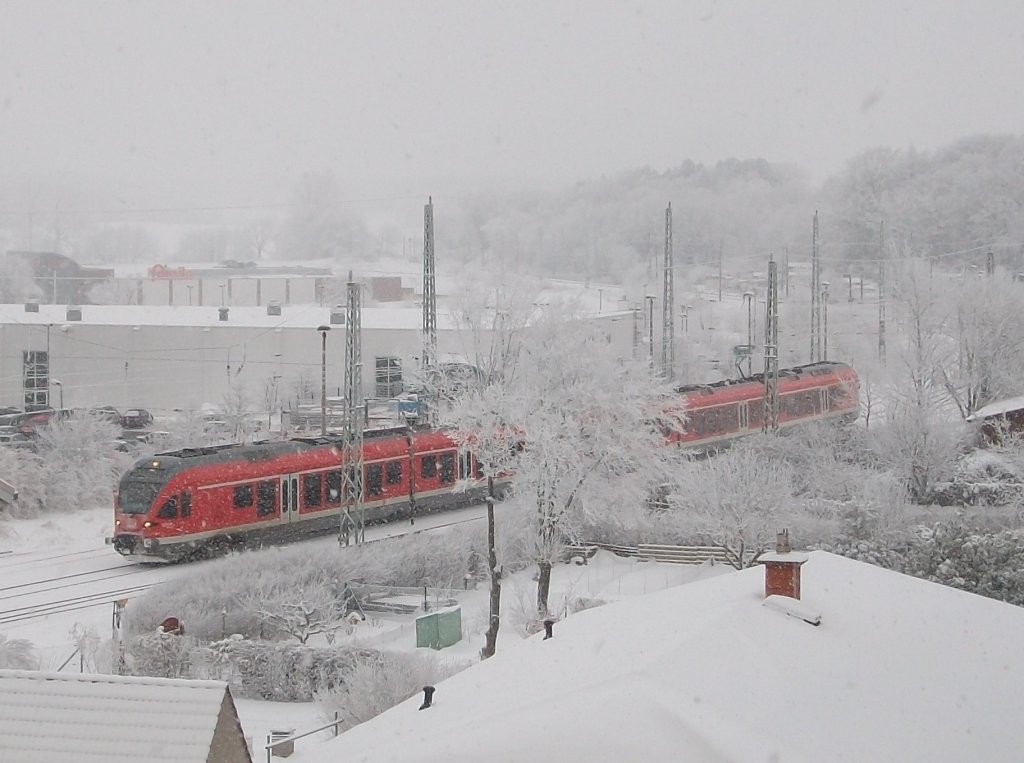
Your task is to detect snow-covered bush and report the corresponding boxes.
[316,650,467,731]
[126,519,533,642]
[903,522,1024,606]
[0,416,133,517]
[126,632,194,679]
[194,638,379,701]
[0,634,38,669]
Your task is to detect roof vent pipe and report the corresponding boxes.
[218,307,229,322]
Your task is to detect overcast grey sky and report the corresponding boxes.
[2,0,1022,210]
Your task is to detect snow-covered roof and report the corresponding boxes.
[967,394,1024,421]
[0,670,236,763]
[0,302,456,332]
[315,552,1024,762]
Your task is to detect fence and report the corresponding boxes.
[566,541,754,568]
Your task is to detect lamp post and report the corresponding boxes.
[317,325,331,435]
[52,379,64,410]
[742,291,755,377]
[821,282,830,361]
[645,295,655,369]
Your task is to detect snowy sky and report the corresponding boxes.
[2,0,1023,209]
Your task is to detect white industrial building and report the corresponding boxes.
[0,299,633,417]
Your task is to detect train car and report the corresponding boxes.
[112,361,859,563]
[662,361,860,448]
[111,427,487,562]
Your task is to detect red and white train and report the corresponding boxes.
[111,360,859,562]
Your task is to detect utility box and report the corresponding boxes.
[416,606,462,650]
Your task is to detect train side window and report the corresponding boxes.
[303,473,322,508]
[440,453,456,484]
[257,481,276,516]
[157,496,178,519]
[421,454,437,479]
[234,484,254,509]
[385,460,402,485]
[366,464,383,496]
[326,471,342,505]
[180,491,191,518]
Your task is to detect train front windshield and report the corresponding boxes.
[118,477,164,514]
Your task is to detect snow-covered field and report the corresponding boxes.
[0,504,726,759]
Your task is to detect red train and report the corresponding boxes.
[111,360,859,562]
[664,360,860,447]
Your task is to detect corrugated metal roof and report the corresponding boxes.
[0,670,229,763]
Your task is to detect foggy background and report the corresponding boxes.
[1,0,1022,275]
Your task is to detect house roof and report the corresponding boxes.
[0,670,232,763]
[314,551,1024,763]
[967,394,1024,421]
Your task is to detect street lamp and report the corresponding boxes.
[742,291,755,377]
[317,325,331,435]
[821,282,830,361]
[52,379,64,410]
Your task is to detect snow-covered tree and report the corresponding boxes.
[444,305,674,619]
[0,634,38,670]
[662,442,797,568]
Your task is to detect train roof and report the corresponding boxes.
[675,361,855,399]
[123,425,456,479]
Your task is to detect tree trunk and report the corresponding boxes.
[536,560,552,617]
[481,482,501,660]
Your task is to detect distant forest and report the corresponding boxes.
[1,133,1022,283]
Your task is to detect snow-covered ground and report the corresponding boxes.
[0,504,727,759]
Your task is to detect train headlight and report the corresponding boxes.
[143,521,153,528]
[115,520,121,527]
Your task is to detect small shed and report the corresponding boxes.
[966,394,1024,444]
[0,669,252,763]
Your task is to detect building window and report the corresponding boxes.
[366,464,383,496]
[375,356,403,398]
[257,481,276,516]
[233,484,254,508]
[22,350,49,409]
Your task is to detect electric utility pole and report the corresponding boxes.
[661,202,675,378]
[809,211,822,363]
[878,220,886,365]
[340,271,364,546]
[763,255,780,433]
[422,196,438,422]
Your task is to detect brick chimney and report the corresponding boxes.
[759,529,809,600]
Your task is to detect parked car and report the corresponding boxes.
[120,408,154,429]
[90,406,122,424]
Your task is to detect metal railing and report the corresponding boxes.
[264,714,342,762]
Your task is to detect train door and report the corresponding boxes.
[280,473,299,523]
[738,402,750,432]
[818,388,828,415]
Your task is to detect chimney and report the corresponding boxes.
[24,298,39,313]
[330,304,346,325]
[266,300,281,316]
[66,305,82,321]
[218,307,229,321]
[760,529,808,600]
